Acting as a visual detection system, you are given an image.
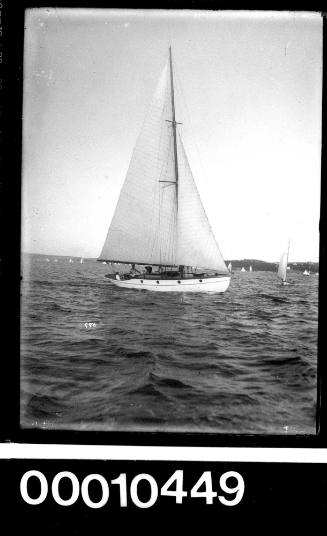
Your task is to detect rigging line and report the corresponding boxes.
[153,71,171,262]
[149,163,163,262]
[165,184,175,264]
[169,47,179,210]
[178,133,223,247]
[178,135,228,270]
[173,194,178,263]
[146,70,171,260]
[158,128,176,263]
[160,185,167,259]
[148,146,163,257]
[124,62,170,199]
[160,181,175,265]
[159,182,164,264]
[158,109,173,184]
[174,65,211,204]
[164,189,174,264]
[148,155,162,258]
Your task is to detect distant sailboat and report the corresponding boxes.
[303,269,310,276]
[249,265,252,272]
[98,48,230,293]
[228,262,232,272]
[277,240,290,285]
[69,258,73,263]
[54,259,58,263]
[240,267,246,272]
[45,258,50,262]
[80,258,84,264]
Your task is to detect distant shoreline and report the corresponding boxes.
[21,252,319,273]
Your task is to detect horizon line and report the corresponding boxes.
[21,251,319,264]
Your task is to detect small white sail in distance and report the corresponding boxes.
[278,240,290,283]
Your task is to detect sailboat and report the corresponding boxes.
[277,240,290,285]
[228,262,232,272]
[240,267,246,272]
[80,258,84,264]
[249,265,252,272]
[303,269,310,276]
[98,48,230,293]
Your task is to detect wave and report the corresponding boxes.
[127,382,170,401]
[258,293,289,304]
[25,394,63,418]
[148,372,192,390]
[49,302,72,312]
[20,260,318,434]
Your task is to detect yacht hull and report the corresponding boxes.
[107,276,231,293]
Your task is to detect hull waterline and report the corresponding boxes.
[107,276,231,293]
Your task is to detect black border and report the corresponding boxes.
[1,1,326,447]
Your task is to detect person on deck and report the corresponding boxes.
[130,264,141,276]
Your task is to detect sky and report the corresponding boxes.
[22,9,322,262]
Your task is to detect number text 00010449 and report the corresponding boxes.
[20,470,245,509]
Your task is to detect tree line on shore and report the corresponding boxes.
[226,259,318,273]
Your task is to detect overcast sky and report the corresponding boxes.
[22,9,322,262]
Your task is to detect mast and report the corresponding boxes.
[169,46,179,208]
[286,239,290,264]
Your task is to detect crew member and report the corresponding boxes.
[130,263,141,276]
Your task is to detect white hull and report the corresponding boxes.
[108,276,231,293]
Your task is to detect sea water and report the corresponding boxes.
[20,253,318,434]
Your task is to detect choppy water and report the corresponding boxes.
[20,254,318,434]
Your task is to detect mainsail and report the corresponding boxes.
[278,241,290,282]
[278,252,288,282]
[99,49,228,274]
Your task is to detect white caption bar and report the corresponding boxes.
[0,444,327,463]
